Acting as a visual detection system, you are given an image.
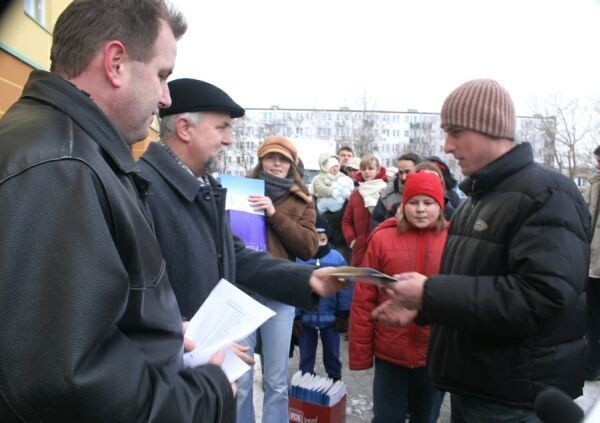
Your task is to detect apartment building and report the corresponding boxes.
[231,106,553,182]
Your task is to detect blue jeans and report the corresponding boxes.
[450,393,540,423]
[373,357,443,423]
[236,298,294,423]
[298,325,341,379]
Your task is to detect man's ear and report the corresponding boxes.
[175,117,193,143]
[103,40,127,88]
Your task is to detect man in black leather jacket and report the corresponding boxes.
[373,79,590,421]
[0,1,344,422]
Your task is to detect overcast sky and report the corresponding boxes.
[170,0,600,115]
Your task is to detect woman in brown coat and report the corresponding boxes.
[236,136,319,423]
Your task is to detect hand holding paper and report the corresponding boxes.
[183,279,275,382]
[382,271,427,310]
[309,267,353,297]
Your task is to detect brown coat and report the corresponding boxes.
[266,185,319,261]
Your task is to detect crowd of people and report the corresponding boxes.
[0,1,596,422]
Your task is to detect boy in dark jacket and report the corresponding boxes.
[295,216,353,380]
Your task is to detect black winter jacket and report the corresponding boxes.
[424,142,590,408]
[138,142,317,320]
[0,71,233,422]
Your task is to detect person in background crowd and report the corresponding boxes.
[583,145,600,380]
[345,157,362,186]
[385,165,399,181]
[371,152,421,228]
[350,171,447,423]
[313,152,355,263]
[425,155,463,219]
[0,1,234,420]
[138,79,346,421]
[342,155,387,266]
[373,79,590,422]
[337,145,355,175]
[315,155,354,214]
[236,136,319,423]
[295,215,353,381]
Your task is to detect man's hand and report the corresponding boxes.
[228,342,255,366]
[372,299,417,327]
[382,272,427,310]
[208,350,238,397]
[309,267,350,297]
[182,321,195,352]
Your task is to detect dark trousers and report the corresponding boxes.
[586,277,600,379]
[373,357,444,423]
[450,393,540,423]
[298,325,341,379]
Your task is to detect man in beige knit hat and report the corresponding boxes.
[373,79,590,421]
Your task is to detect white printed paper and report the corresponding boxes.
[183,279,275,381]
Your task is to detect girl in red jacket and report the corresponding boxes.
[349,171,447,423]
[341,155,387,266]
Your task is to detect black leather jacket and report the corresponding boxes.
[0,71,233,422]
[424,143,590,408]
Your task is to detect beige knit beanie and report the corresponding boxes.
[441,79,516,140]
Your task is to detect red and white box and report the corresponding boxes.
[288,395,347,423]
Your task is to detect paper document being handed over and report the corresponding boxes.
[183,279,275,382]
[329,266,398,285]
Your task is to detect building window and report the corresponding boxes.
[24,0,46,27]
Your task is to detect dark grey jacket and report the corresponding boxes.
[0,71,234,421]
[138,142,317,320]
[424,142,590,408]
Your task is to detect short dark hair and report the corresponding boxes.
[594,145,600,157]
[397,152,422,165]
[337,146,354,155]
[51,0,187,78]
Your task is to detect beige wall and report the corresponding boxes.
[0,0,158,154]
[0,0,71,117]
[0,0,71,70]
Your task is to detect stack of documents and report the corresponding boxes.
[289,371,347,406]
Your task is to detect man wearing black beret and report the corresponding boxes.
[159,78,245,119]
[138,78,346,417]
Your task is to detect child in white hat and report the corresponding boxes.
[312,154,354,213]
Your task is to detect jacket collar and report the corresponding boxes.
[290,184,313,204]
[460,142,533,199]
[141,141,216,202]
[21,70,138,173]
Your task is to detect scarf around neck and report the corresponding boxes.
[258,171,294,203]
[358,178,387,208]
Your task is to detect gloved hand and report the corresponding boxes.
[331,189,342,199]
[334,317,348,333]
[293,319,303,338]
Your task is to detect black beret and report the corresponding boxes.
[159,78,245,118]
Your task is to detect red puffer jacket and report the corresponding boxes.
[348,217,447,370]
